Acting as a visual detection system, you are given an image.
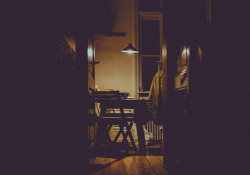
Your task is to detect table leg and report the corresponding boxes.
[136,122,146,155]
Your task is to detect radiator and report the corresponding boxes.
[144,121,163,141]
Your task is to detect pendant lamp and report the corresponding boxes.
[121,0,139,53]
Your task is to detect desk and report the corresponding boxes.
[97,99,150,155]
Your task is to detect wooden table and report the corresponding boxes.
[97,99,151,155]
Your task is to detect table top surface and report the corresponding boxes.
[125,99,151,102]
[96,99,151,103]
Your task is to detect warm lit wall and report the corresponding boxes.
[94,0,138,98]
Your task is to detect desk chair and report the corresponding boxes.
[95,89,115,114]
[93,90,137,153]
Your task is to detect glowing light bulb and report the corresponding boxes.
[182,47,189,56]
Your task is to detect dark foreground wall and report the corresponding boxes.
[162,1,248,174]
[2,1,91,174]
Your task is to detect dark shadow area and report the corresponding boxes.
[146,146,163,156]
[163,1,248,174]
[91,142,138,159]
[2,1,93,174]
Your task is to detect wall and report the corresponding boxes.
[163,1,248,174]
[94,0,138,98]
[162,1,206,174]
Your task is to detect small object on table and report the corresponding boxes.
[119,92,130,100]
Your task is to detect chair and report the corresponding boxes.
[92,90,137,153]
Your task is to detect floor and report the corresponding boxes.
[89,142,169,175]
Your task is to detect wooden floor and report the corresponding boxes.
[89,156,168,175]
[89,142,168,175]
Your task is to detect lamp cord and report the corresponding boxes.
[130,0,131,43]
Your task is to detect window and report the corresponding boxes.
[138,12,162,92]
[138,0,162,12]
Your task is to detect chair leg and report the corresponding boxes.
[125,122,137,152]
[111,122,137,152]
[96,123,113,148]
[127,122,137,152]
[120,122,137,152]
[120,127,130,151]
[95,122,105,148]
[113,125,123,142]
[104,125,113,145]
